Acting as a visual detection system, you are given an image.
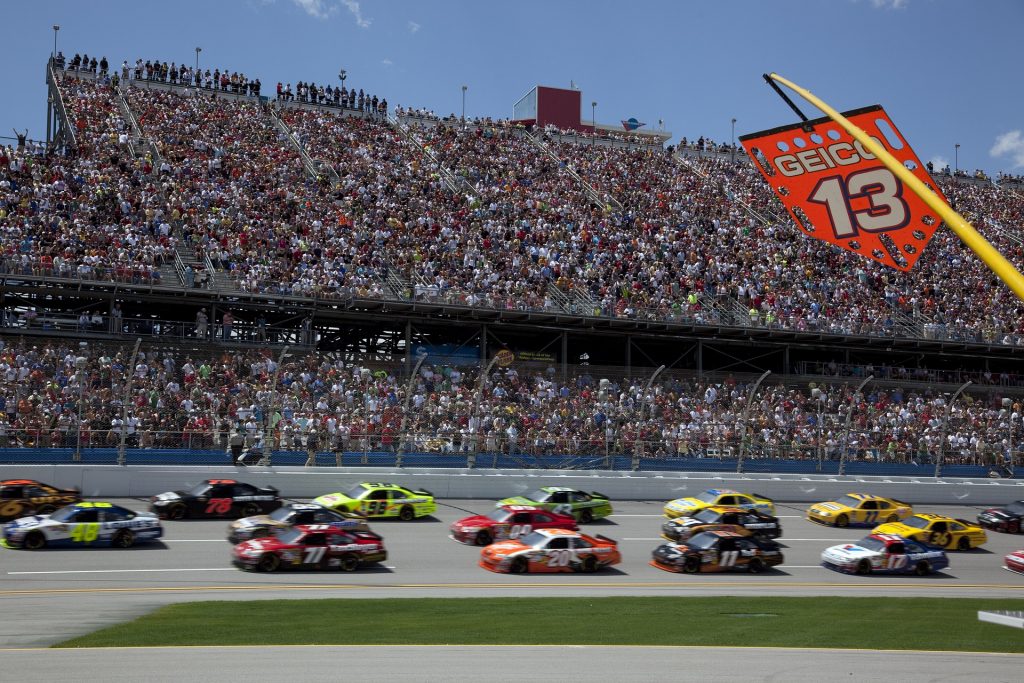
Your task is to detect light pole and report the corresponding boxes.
[461,84,467,128]
[195,47,201,80]
[52,24,59,59]
[74,350,87,461]
[955,143,960,175]
[338,68,347,107]
[731,117,737,163]
[591,101,597,146]
[736,370,771,473]
[936,381,972,478]
[839,375,873,476]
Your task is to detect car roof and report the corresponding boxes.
[0,479,42,486]
[843,493,885,501]
[292,525,353,536]
[205,479,238,485]
[704,489,739,496]
[500,505,542,512]
[706,529,745,538]
[541,486,575,492]
[868,533,905,544]
[911,513,945,521]
[289,504,323,511]
[360,482,401,490]
[705,506,748,514]
[534,528,579,537]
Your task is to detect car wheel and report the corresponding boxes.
[338,553,360,572]
[683,555,701,574]
[914,560,932,576]
[23,531,46,550]
[509,556,529,574]
[580,555,598,573]
[835,514,849,528]
[579,509,594,524]
[1009,521,1021,534]
[885,515,898,523]
[399,506,415,521]
[240,503,260,517]
[855,559,872,576]
[748,558,766,574]
[957,537,971,551]
[257,553,280,572]
[474,530,492,546]
[167,504,187,520]
[35,504,57,516]
[113,530,135,549]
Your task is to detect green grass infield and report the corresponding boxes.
[55,596,1024,652]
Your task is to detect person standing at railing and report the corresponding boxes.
[229,427,245,465]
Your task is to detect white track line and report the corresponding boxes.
[8,566,398,575]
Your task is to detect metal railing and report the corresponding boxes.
[522,127,624,212]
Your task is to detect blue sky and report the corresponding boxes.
[2,0,1021,175]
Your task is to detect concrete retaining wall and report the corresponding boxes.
[1,465,1021,505]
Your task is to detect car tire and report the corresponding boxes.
[885,515,898,523]
[240,503,260,517]
[957,537,971,551]
[338,553,360,572]
[579,509,594,524]
[113,530,135,549]
[509,556,529,574]
[914,560,932,576]
[835,514,849,528]
[257,553,280,572]
[167,505,187,520]
[474,530,492,546]
[1010,521,1021,534]
[580,555,598,573]
[23,531,46,550]
[748,558,766,574]
[35,504,57,516]
[855,559,872,575]
[683,555,701,574]
[399,506,415,521]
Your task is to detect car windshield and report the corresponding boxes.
[693,509,720,523]
[901,516,930,529]
[48,505,79,522]
[855,537,886,552]
[525,490,551,502]
[486,509,512,522]
[835,495,863,508]
[1006,502,1024,515]
[275,528,303,545]
[685,532,721,550]
[695,491,721,503]
[268,507,294,522]
[518,531,547,547]
[345,485,370,500]
[186,482,211,497]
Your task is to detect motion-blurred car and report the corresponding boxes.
[977,500,1024,535]
[313,482,436,520]
[2,501,162,549]
[479,528,620,574]
[807,493,912,528]
[663,489,775,519]
[451,505,577,546]
[497,487,612,523]
[228,503,369,543]
[0,479,81,521]
[1004,549,1024,575]
[233,524,387,572]
[650,529,783,574]
[151,479,281,520]
[661,506,782,543]
[821,534,948,576]
[872,513,987,551]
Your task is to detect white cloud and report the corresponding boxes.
[991,130,1024,169]
[342,0,372,28]
[408,21,421,34]
[381,58,393,67]
[870,0,909,8]
[929,155,950,171]
[292,0,336,19]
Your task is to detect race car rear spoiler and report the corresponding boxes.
[595,534,618,544]
[590,491,609,500]
[753,493,774,502]
[413,489,434,497]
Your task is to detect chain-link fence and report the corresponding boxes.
[0,336,1019,477]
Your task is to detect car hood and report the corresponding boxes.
[153,491,184,501]
[235,537,284,552]
[873,522,916,536]
[811,502,844,512]
[453,515,493,529]
[482,540,528,557]
[981,508,1013,519]
[823,543,874,559]
[497,497,535,507]
[666,498,701,510]
[4,515,55,531]
[232,515,275,529]
[313,494,355,507]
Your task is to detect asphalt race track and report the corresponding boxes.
[1,497,1022,679]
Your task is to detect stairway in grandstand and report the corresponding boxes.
[518,128,624,212]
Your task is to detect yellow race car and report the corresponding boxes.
[664,489,775,519]
[872,513,987,551]
[807,493,912,528]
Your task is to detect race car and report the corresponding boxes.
[977,500,1024,534]
[150,479,281,520]
[228,503,370,544]
[2,501,162,549]
[496,487,612,523]
[479,528,621,574]
[650,529,784,574]
[313,482,436,520]
[450,505,578,546]
[0,479,81,521]
[663,489,775,519]
[872,513,987,551]
[1004,549,1024,575]
[232,524,387,572]
[661,506,782,543]
[807,493,912,528]
[821,534,949,576]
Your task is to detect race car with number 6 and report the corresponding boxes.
[496,487,612,523]
[150,479,281,520]
[450,505,578,546]
[480,528,620,574]
[313,482,436,520]
[233,524,387,572]
[2,501,162,549]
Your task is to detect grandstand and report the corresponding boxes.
[1,55,1022,478]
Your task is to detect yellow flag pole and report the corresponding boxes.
[768,72,1024,302]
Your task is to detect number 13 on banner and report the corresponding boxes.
[740,105,944,272]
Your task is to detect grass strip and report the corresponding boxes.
[56,596,1024,652]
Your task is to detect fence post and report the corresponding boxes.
[632,365,665,471]
[259,345,290,467]
[396,352,428,469]
[838,375,873,476]
[117,338,142,467]
[935,381,972,478]
[736,370,771,474]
